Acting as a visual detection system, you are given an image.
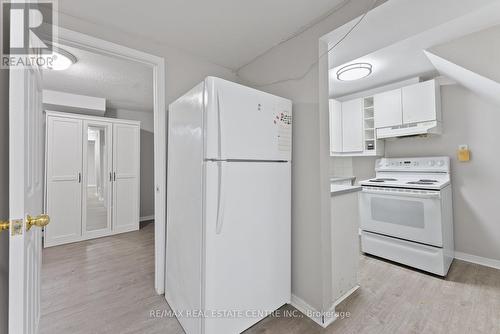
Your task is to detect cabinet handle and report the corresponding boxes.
[109,172,113,182]
[78,172,81,183]
[113,172,116,181]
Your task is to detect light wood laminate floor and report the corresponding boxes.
[40,224,500,334]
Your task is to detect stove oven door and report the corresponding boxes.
[359,186,443,247]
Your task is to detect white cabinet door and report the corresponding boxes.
[341,99,363,152]
[45,116,83,247]
[331,192,359,304]
[374,89,402,128]
[329,99,343,153]
[113,123,140,233]
[402,80,438,124]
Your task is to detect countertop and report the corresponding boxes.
[330,176,356,183]
[331,184,362,196]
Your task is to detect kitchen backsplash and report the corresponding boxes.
[329,157,353,177]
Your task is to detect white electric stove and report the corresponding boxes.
[359,157,454,276]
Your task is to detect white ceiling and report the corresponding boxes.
[323,0,500,98]
[424,24,500,106]
[430,24,500,84]
[55,0,347,70]
[42,44,153,112]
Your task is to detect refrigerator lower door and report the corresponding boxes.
[203,161,291,334]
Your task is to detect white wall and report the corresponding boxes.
[329,157,353,177]
[106,109,155,219]
[0,69,9,334]
[385,84,500,262]
[57,13,239,107]
[237,0,381,314]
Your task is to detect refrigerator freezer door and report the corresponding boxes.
[205,77,292,161]
[203,161,291,334]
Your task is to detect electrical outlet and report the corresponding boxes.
[458,145,470,162]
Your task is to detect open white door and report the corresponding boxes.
[8,63,46,333]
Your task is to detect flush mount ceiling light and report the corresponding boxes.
[41,48,77,71]
[336,62,372,81]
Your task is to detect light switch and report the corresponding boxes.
[458,145,470,162]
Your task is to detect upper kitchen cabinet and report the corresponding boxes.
[341,99,364,153]
[402,79,441,124]
[329,99,343,154]
[330,79,442,149]
[374,89,402,128]
[329,97,384,157]
[376,79,442,139]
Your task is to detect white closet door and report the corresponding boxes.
[82,120,113,239]
[45,116,83,247]
[112,123,140,233]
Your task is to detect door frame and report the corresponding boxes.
[55,27,167,294]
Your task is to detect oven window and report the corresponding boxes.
[371,197,425,228]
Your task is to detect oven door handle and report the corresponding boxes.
[362,188,441,199]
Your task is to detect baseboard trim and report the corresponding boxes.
[140,215,154,222]
[455,251,500,270]
[334,285,360,307]
[290,294,337,328]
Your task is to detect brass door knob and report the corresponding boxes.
[26,214,50,231]
[0,221,8,232]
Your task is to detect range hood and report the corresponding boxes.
[377,120,442,138]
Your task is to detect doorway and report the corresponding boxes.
[36,28,167,332]
[51,28,167,293]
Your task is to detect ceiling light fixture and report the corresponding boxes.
[41,48,77,71]
[336,62,372,81]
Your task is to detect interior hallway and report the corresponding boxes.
[40,224,500,334]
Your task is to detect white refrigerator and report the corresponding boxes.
[166,77,292,334]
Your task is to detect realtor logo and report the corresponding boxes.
[1,0,55,68]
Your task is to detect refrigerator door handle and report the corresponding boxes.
[217,91,223,160]
[216,161,226,234]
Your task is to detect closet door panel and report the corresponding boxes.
[47,183,81,241]
[45,116,83,247]
[82,120,113,238]
[113,123,140,233]
[114,178,138,231]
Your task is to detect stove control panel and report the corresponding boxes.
[376,157,450,172]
